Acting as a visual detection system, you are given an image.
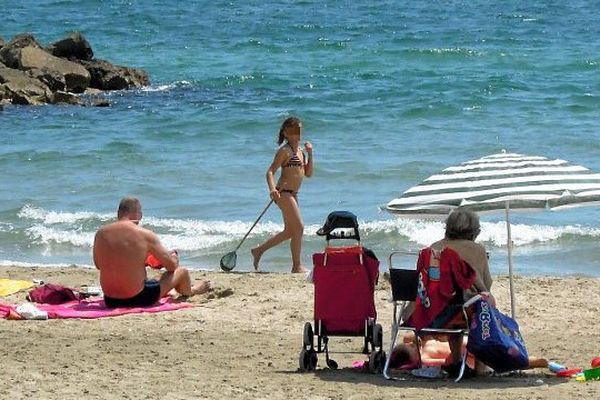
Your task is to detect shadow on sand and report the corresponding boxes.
[276,367,568,390]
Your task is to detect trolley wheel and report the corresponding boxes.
[372,323,383,349]
[326,358,338,370]
[299,349,318,372]
[303,322,314,349]
[368,350,386,374]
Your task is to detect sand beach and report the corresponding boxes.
[1,266,599,400]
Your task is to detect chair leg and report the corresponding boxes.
[454,333,469,382]
[383,322,399,379]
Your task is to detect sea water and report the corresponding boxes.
[2,0,600,276]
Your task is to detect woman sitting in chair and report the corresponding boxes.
[431,208,493,301]
[430,208,495,376]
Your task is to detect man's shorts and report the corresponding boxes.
[104,279,161,308]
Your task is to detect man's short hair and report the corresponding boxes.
[117,196,140,217]
[445,209,481,241]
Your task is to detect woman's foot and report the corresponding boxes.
[251,247,263,270]
[291,265,308,273]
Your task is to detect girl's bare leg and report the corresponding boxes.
[251,193,306,272]
[281,194,306,273]
[251,230,291,269]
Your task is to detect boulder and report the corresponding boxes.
[79,59,149,90]
[0,85,7,105]
[47,31,93,61]
[0,37,5,50]
[27,68,66,92]
[20,46,90,92]
[51,90,83,105]
[0,63,52,105]
[90,98,111,107]
[0,34,44,68]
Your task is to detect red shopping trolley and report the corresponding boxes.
[299,211,386,373]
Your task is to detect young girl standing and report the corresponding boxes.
[251,117,313,273]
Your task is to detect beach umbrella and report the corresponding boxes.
[385,151,600,319]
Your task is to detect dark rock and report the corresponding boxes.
[19,46,90,92]
[0,37,5,50]
[0,64,52,105]
[84,87,103,95]
[91,98,110,107]
[78,59,149,90]
[47,31,93,61]
[0,34,44,68]
[27,68,66,92]
[51,90,83,105]
[0,85,7,105]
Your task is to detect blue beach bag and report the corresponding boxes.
[466,298,529,373]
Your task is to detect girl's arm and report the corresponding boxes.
[266,148,288,200]
[304,141,313,177]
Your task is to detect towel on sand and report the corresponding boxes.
[0,297,195,319]
[0,279,34,297]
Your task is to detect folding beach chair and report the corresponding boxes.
[382,248,481,382]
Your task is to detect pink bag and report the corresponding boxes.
[27,283,81,304]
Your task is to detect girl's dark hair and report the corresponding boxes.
[389,345,412,369]
[277,116,302,145]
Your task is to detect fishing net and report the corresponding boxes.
[220,252,237,271]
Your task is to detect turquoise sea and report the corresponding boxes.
[2,0,600,276]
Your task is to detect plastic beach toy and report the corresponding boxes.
[548,362,567,373]
[556,368,582,378]
[576,366,600,382]
[145,250,178,269]
[592,357,600,368]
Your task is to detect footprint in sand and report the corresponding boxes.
[206,287,234,299]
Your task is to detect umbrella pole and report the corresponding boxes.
[506,200,516,319]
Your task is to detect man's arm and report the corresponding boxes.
[92,232,101,270]
[145,229,178,272]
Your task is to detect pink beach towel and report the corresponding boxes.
[0,297,195,319]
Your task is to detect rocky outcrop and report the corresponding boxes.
[0,34,44,69]
[20,46,90,92]
[47,31,94,61]
[0,31,149,106]
[0,62,53,105]
[79,59,149,90]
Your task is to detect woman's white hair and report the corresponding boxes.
[445,209,480,241]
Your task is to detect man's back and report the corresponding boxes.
[94,220,149,298]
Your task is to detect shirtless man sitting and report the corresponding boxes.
[93,196,210,308]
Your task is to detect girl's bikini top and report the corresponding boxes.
[282,144,305,168]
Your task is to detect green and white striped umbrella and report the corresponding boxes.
[386,152,600,217]
[385,151,600,318]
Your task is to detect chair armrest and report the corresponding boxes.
[463,294,483,309]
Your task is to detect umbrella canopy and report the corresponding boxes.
[386,151,600,217]
[386,151,600,318]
